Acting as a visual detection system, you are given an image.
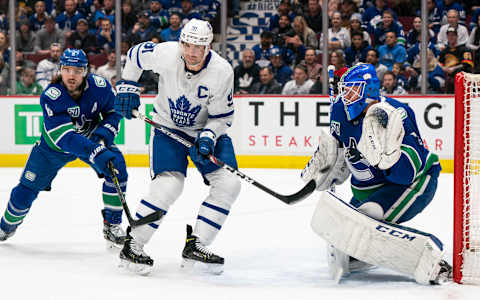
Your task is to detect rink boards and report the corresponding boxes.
[0,95,454,172]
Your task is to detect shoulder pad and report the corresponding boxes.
[44,86,62,100]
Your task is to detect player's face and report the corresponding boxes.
[182,42,206,69]
[61,66,85,92]
[340,84,363,105]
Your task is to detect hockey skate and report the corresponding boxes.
[119,227,154,275]
[0,228,15,242]
[181,224,224,275]
[102,209,126,249]
[430,260,453,285]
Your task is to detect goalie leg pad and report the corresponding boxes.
[193,168,241,246]
[130,171,184,245]
[311,191,445,284]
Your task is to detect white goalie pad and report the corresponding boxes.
[311,191,444,284]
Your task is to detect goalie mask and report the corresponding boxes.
[179,18,213,62]
[338,63,380,121]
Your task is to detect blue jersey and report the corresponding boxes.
[330,96,441,201]
[39,74,121,162]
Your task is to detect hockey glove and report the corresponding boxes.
[189,130,215,166]
[89,144,120,177]
[115,79,141,119]
[90,124,117,147]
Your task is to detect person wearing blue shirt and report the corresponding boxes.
[160,13,182,42]
[55,0,84,32]
[371,10,405,47]
[148,0,170,29]
[96,18,116,51]
[0,49,128,248]
[268,46,293,85]
[345,31,372,67]
[377,31,407,70]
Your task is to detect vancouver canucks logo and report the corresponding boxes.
[168,95,201,127]
[73,115,94,136]
[345,137,364,164]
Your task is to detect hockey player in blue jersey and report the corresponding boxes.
[301,63,452,284]
[0,49,128,248]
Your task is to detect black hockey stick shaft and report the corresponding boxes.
[132,111,317,205]
[107,161,165,227]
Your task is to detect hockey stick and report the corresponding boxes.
[328,65,336,104]
[107,162,165,227]
[132,110,317,205]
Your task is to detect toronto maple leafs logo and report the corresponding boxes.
[168,95,201,127]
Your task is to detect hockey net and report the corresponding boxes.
[454,72,480,284]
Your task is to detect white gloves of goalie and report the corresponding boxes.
[301,129,350,191]
[357,102,405,170]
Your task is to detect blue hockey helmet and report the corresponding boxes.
[60,48,88,69]
[338,63,380,121]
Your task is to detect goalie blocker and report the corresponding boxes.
[311,191,449,285]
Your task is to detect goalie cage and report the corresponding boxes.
[454,72,480,285]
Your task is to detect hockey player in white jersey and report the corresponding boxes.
[115,19,240,274]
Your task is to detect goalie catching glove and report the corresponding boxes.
[301,129,350,191]
[357,101,405,170]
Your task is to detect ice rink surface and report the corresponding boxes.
[0,167,478,300]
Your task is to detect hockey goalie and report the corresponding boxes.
[301,63,452,285]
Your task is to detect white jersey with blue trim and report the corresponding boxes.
[122,41,234,139]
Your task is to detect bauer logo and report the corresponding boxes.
[15,104,43,144]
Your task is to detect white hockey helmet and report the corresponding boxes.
[180,18,214,46]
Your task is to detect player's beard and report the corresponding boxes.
[64,77,86,100]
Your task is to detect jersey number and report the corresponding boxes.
[141,42,156,53]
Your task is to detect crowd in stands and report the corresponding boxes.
[0,0,479,96]
[0,0,219,95]
[234,0,480,96]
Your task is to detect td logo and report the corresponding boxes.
[15,104,43,144]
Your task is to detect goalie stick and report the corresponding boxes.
[132,110,317,205]
[107,162,165,227]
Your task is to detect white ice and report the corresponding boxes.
[0,167,478,300]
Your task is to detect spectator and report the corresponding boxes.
[339,0,358,27]
[377,31,407,70]
[407,49,445,92]
[110,75,117,87]
[16,67,43,95]
[34,16,65,54]
[56,0,84,38]
[418,0,442,34]
[250,67,283,94]
[349,13,371,45]
[282,63,314,95]
[345,31,372,67]
[304,0,322,33]
[287,15,318,49]
[16,21,37,53]
[96,18,115,52]
[468,17,480,72]
[371,9,405,47]
[320,11,350,51]
[35,43,61,89]
[439,26,473,92]
[68,18,98,54]
[178,0,203,26]
[93,0,115,26]
[76,0,94,21]
[128,11,160,45]
[268,1,295,32]
[29,0,49,32]
[196,0,221,22]
[392,62,407,88]
[362,0,392,30]
[366,48,388,80]
[301,47,322,81]
[269,46,293,85]
[0,56,9,95]
[437,10,469,51]
[407,16,436,50]
[253,31,275,67]
[160,13,182,42]
[0,31,10,64]
[120,40,131,68]
[380,71,407,95]
[330,49,348,79]
[272,15,293,47]
[15,51,36,77]
[95,50,116,84]
[121,0,137,34]
[148,0,169,30]
[440,0,466,28]
[234,49,260,95]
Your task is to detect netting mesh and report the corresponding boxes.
[461,73,480,284]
